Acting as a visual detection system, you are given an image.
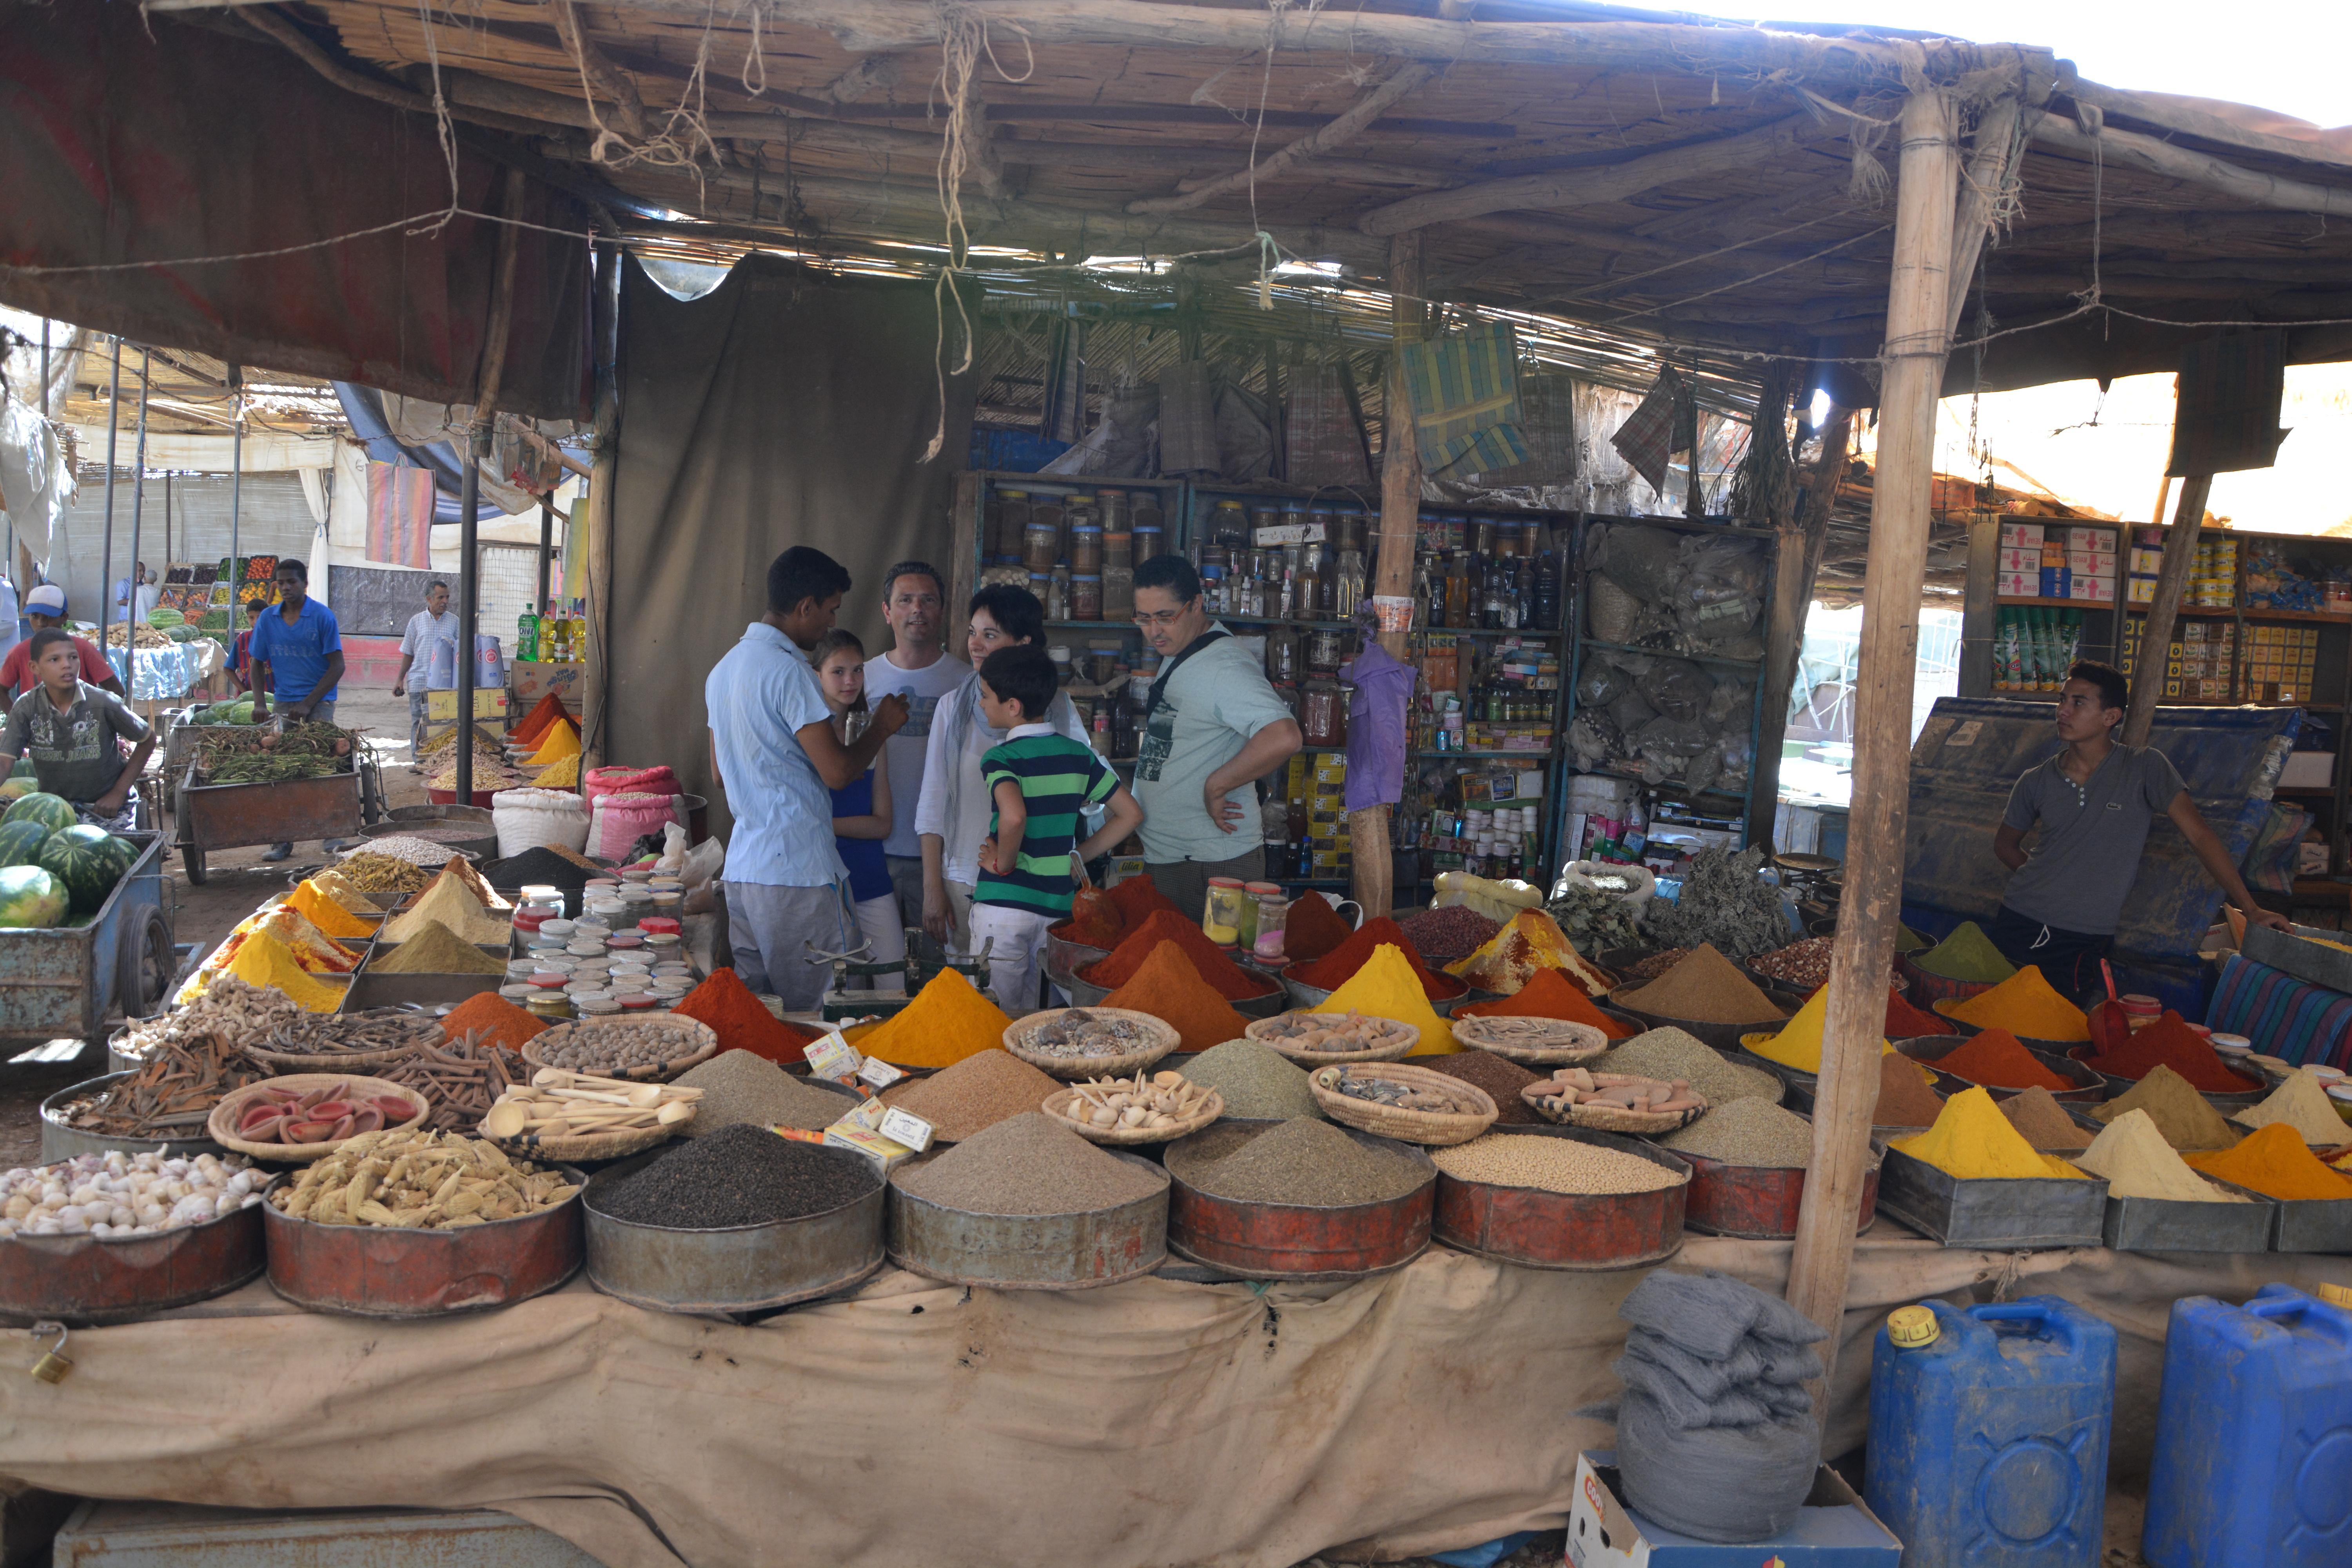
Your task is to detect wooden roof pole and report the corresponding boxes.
[1782,87,1961,1374]
[1376,230,1426,669]
[1130,62,1439,216]
[2123,473,2213,748]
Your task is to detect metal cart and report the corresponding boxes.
[175,759,384,885]
[0,830,174,1044]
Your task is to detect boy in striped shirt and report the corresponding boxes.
[970,644,1143,1013]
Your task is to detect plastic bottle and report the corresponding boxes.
[568,598,588,661]
[517,604,540,663]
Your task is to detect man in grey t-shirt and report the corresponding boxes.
[1991,660,2287,998]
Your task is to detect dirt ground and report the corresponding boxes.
[0,686,427,1169]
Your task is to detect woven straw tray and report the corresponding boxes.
[1308,1062,1496,1146]
[1244,1010,1419,1065]
[522,1016,718,1083]
[206,1074,431,1162]
[1448,1014,1610,1066]
[1521,1072,1709,1135]
[1042,1082,1223,1145]
[1002,1007,1179,1080]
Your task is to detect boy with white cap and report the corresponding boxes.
[0,586,122,702]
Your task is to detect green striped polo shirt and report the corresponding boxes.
[975,727,1117,916]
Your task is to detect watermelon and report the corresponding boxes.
[37,826,122,915]
[0,866,68,929]
[7,757,32,779]
[0,779,36,804]
[2,793,75,834]
[0,821,53,869]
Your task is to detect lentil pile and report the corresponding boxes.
[1596,1027,1781,1106]
[882,1049,1063,1141]
[590,1124,878,1228]
[1173,1118,1425,1207]
[351,835,466,866]
[1397,904,1503,963]
[893,1111,1163,1215]
[1612,944,1787,1026]
[1430,1132,1683,1195]
[1177,1040,1322,1120]
[1659,1098,1813,1167]
[1423,1049,1542,1124]
[671,1050,853,1137]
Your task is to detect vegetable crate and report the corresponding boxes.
[0,829,173,1045]
[176,765,367,885]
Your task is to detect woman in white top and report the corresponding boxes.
[911,585,1091,956]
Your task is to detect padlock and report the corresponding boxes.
[28,1322,69,1384]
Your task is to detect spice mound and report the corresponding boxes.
[1082,911,1278,1001]
[336,853,435,896]
[383,871,509,946]
[479,846,598,893]
[671,969,820,1063]
[1173,1117,1425,1207]
[373,921,507,975]
[1599,1028,1782,1107]
[1930,1027,2074,1091]
[1254,1009,1419,1055]
[881,1049,1063,1142]
[532,1018,708,1076]
[0,1150,262,1239]
[1099,943,1251,1053]
[1291,916,1465,1000]
[590,1124,876,1228]
[1430,1132,1682,1196]
[1997,1086,2094,1152]
[1456,967,1636,1039]
[1177,1040,1321,1121]
[1016,1008,1163,1058]
[1613,944,1786,1026]
[1312,945,1456,1055]
[2092,1065,2240,1151]
[1318,1066,1483,1115]
[1398,904,1501,963]
[1934,966,2089,1043]
[232,1080,417,1144]
[1446,909,1611,998]
[269,1131,575,1227]
[1871,1050,1947,1128]
[2230,1068,2350,1145]
[671,1050,850,1137]
[1281,888,1356,962]
[893,1111,1163,1216]
[1744,986,1891,1074]
[2079,1109,2247,1203]
[853,969,1016,1069]
[2080,1011,2259,1093]
[1892,1087,2086,1181]
[1424,1051,1542,1124]
[1910,920,2015,983]
[439,993,547,1054]
[2185,1122,2352,1201]
[1659,1098,1815,1167]
[1055,1070,1216,1134]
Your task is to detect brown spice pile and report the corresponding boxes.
[1612,944,1787,1025]
[882,1049,1063,1142]
[1997,1086,2094,1151]
[1423,1049,1541,1124]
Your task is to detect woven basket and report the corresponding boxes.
[1245,1009,1419,1065]
[1520,1072,1708,1135]
[1042,1084,1224,1145]
[485,1119,684,1164]
[1308,1063,1497,1146]
[1448,1015,1610,1066]
[206,1073,431,1162]
[1002,1007,1180,1081]
[523,1015,718,1083]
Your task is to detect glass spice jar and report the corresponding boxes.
[1202,877,1248,946]
[1301,677,1347,747]
[1071,574,1102,621]
[1251,895,1289,962]
[1070,524,1103,574]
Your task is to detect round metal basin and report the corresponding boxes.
[584,1148,885,1314]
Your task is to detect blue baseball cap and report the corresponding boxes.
[24,585,65,616]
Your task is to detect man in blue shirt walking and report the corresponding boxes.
[706,548,907,1009]
[248,558,353,860]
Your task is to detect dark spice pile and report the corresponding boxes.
[1422,1049,1541,1124]
[1619,947,1689,982]
[1397,904,1503,962]
[479,845,601,892]
[586,1124,877,1228]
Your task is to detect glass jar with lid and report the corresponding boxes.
[1096,489,1127,532]
[995,490,1031,563]
[1264,625,1301,684]
[1070,524,1104,574]
[1210,500,1250,548]
[1071,573,1102,621]
[1250,893,1289,962]
[1301,677,1347,746]
[1202,877,1249,945]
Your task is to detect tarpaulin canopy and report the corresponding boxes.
[0,2,592,422]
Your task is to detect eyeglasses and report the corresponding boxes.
[1131,609,1187,628]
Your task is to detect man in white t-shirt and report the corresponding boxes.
[859,561,969,953]
[391,580,459,768]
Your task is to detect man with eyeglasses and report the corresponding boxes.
[1129,555,1303,915]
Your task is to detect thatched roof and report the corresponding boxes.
[180,0,2352,403]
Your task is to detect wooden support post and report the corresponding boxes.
[456,168,528,803]
[583,239,622,767]
[2122,474,2213,748]
[1784,90,1961,1374]
[1749,404,1853,849]
[1375,232,1424,663]
[949,471,980,637]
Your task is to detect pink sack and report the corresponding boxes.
[589,791,684,861]
[584,765,680,810]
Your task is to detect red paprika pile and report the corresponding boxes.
[1931,1027,2074,1091]
[1080,910,1276,1001]
[439,991,546,1054]
[2082,1011,2262,1093]
[1289,916,1464,1001]
[1107,875,1182,926]
[673,968,822,1063]
[1102,944,1252,1053]
[1281,890,1355,963]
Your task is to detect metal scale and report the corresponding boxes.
[806,930,998,1022]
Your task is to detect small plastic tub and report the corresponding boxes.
[528,972,569,991]
[564,940,607,958]
[637,916,682,937]
[499,985,536,1003]
[605,933,646,952]
[616,993,661,1012]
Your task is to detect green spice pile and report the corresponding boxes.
[1176,1040,1323,1120]
[671,1050,854,1137]
[1172,1118,1425,1207]
[893,1112,1163,1216]
[372,920,506,975]
[1658,1098,1815,1167]
[1640,847,1790,960]
[1909,921,2016,984]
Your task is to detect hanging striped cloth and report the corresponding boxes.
[1398,321,1527,477]
[2206,953,2352,1073]
[365,461,435,570]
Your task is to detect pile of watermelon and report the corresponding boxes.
[0,793,136,927]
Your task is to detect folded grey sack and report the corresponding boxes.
[1617,1392,1822,1543]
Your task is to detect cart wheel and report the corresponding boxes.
[181,843,207,885]
[118,906,174,1018]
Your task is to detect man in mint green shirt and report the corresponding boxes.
[1129,555,1302,914]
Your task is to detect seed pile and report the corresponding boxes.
[670,1050,852,1137]
[1397,904,1503,962]
[1618,949,1689,982]
[1253,1010,1419,1054]
[1318,1067,1483,1114]
[1597,1027,1781,1105]
[592,1124,876,1228]
[0,1151,263,1238]
[1178,1040,1322,1120]
[532,1018,709,1076]
[369,822,493,846]
[352,835,466,867]
[882,1049,1063,1141]
[376,1033,528,1132]
[1423,1050,1543,1124]
[336,854,435,895]
[479,846,599,893]
[1749,937,1896,993]
[269,1131,575,1228]
[1998,1086,2094,1151]
[1430,1132,1683,1195]
[1056,1070,1216,1134]
[894,1111,1163,1215]
[2091,1065,2239,1150]
[373,920,508,975]
[1173,1118,1425,1207]
[1660,1098,1813,1167]
[1016,1009,1162,1058]
[1612,944,1787,1026]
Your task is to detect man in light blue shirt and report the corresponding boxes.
[706,547,906,1008]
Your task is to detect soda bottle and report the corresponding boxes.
[568,597,588,660]
[517,604,539,662]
